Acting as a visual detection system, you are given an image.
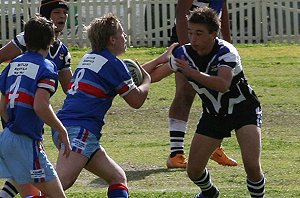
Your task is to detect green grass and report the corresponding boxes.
[1,44,300,197]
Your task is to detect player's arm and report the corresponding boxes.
[175,58,233,93]
[145,63,173,83]
[123,67,151,109]
[142,43,179,83]
[176,0,194,44]
[0,94,8,123]
[220,0,232,43]
[58,69,73,94]
[34,88,71,157]
[0,41,22,64]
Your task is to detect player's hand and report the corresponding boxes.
[58,129,72,157]
[175,55,195,76]
[155,42,180,64]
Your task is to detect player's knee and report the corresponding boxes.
[61,179,75,191]
[187,160,207,181]
[107,172,127,186]
[58,174,76,190]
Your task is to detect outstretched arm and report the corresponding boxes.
[0,41,22,64]
[142,42,179,83]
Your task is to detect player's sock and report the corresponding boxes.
[169,118,187,157]
[107,183,129,198]
[192,168,218,197]
[0,179,18,198]
[247,176,265,198]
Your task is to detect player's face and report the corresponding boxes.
[50,7,68,33]
[113,24,128,56]
[188,22,217,56]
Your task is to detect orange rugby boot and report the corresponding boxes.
[166,153,188,169]
[210,147,237,166]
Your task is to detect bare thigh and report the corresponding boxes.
[33,178,66,198]
[55,149,88,190]
[187,133,222,180]
[84,146,127,185]
[15,178,65,198]
[236,125,263,181]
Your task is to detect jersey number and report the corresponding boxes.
[69,69,85,95]
[8,76,21,108]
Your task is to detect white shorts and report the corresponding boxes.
[0,128,57,184]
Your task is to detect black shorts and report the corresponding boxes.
[196,106,262,139]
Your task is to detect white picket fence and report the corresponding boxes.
[1,0,300,47]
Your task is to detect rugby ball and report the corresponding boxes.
[124,59,143,86]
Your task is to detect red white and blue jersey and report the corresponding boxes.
[57,49,136,139]
[0,52,58,140]
[170,38,260,116]
[12,32,71,72]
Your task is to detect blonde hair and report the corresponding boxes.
[87,13,121,51]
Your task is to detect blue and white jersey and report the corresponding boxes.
[13,32,71,72]
[0,52,58,140]
[192,0,224,17]
[170,38,260,116]
[57,49,136,140]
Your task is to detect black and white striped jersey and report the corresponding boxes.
[170,38,260,116]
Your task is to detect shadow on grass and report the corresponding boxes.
[88,167,185,187]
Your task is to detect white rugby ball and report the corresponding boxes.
[124,59,143,86]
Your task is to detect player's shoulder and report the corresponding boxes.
[217,38,238,55]
[55,39,69,53]
[41,58,57,73]
[172,43,192,56]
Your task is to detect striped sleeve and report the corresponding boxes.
[37,78,56,93]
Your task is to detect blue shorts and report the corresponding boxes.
[0,128,57,184]
[52,126,100,159]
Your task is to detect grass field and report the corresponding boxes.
[1,44,300,197]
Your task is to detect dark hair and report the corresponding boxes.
[40,0,69,19]
[188,7,221,33]
[87,13,121,51]
[24,16,55,51]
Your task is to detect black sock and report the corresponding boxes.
[193,169,218,196]
[247,176,265,198]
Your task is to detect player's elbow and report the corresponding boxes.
[128,100,145,109]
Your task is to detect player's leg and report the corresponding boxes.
[187,133,221,198]
[84,146,129,198]
[13,183,41,198]
[236,124,265,197]
[167,72,236,168]
[30,178,66,198]
[55,149,87,190]
[0,120,18,198]
[0,179,18,198]
[167,72,195,168]
[55,144,89,190]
